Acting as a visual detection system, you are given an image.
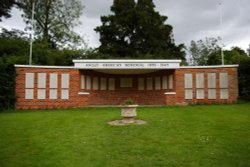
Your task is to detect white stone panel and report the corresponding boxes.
[86,76,91,90]
[184,74,192,89]
[25,73,34,88]
[220,89,229,99]
[49,73,58,88]
[138,78,144,90]
[196,73,204,88]
[220,73,228,88]
[61,73,69,88]
[146,78,153,90]
[162,76,168,89]
[61,89,69,99]
[208,89,216,99]
[93,77,99,90]
[168,75,173,89]
[155,77,161,90]
[25,89,34,99]
[196,89,204,99]
[208,73,216,88]
[108,78,115,90]
[49,89,57,99]
[37,89,46,99]
[120,78,132,87]
[38,73,46,88]
[100,78,107,90]
[81,75,85,89]
[185,89,193,99]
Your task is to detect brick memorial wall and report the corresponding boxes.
[15,66,238,109]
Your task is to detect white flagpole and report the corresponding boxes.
[29,1,35,65]
[219,1,224,65]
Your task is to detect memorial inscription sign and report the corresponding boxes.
[73,60,181,69]
[77,63,172,68]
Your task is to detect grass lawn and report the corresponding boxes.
[0,103,250,167]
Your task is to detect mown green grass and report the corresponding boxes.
[0,103,250,167]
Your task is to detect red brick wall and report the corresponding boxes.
[175,67,238,104]
[15,67,238,109]
[15,68,88,109]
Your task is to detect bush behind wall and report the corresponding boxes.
[0,65,16,110]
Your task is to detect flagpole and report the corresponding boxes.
[29,1,35,65]
[219,1,224,65]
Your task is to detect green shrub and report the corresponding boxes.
[0,64,16,110]
[238,59,250,100]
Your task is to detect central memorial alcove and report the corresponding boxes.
[79,69,175,105]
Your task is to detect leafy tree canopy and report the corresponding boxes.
[238,58,250,100]
[0,64,16,110]
[0,0,16,21]
[224,47,249,64]
[95,0,185,60]
[0,28,30,66]
[16,0,84,49]
[188,37,222,65]
[247,44,250,56]
[188,37,250,66]
[0,28,87,66]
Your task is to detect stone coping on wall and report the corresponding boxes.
[15,64,75,69]
[78,92,90,95]
[15,64,238,69]
[164,92,176,95]
[180,65,238,69]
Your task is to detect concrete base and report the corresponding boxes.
[108,118,147,126]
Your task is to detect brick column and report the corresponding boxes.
[165,92,177,105]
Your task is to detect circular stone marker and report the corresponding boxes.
[108,118,147,126]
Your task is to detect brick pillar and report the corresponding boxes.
[165,93,177,105]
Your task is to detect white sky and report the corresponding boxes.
[1,0,250,52]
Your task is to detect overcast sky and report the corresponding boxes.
[1,0,250,51]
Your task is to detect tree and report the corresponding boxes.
[0,28,24,110]
[95,0,185,60]
[17,0,84,48]
[238,58,250,101]
[0,0,16,21]
[0,64,16,110]
[224,47,249,64]
[0,28,87,66]
[0,28,30,66]
[247,44,250,56]
[188,37,221,65]
[0,28,29,39]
